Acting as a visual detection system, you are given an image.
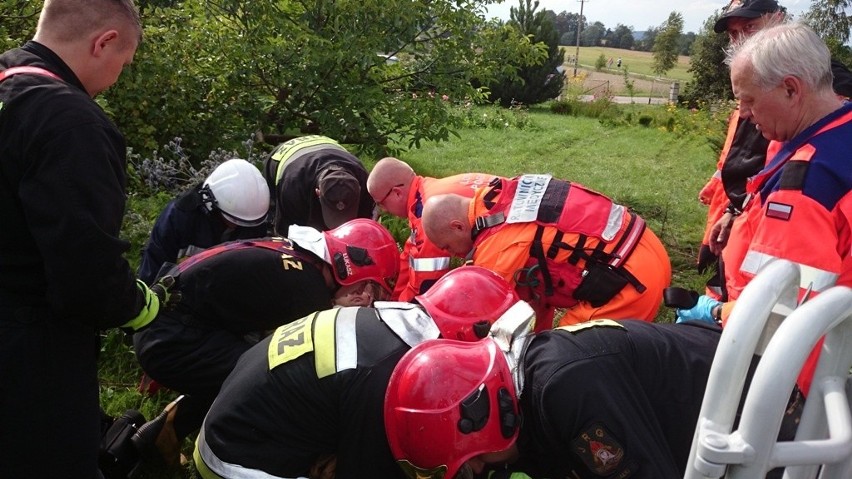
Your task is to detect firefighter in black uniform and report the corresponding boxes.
[386,320,722,479]
[137,158,271,285]
[194,266,529,479]
[263,135,375,235]
[131,219,399,467]
[0,2,171,478]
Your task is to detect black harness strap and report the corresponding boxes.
[565,234,588,265]
[471,211,505,241]
[481,177,503,209]
[530,226,555,297]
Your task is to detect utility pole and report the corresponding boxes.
[573,0,587,77]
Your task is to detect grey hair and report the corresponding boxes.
[725,22,833,92]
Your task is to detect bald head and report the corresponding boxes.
[367,157,416,217]
[421,194,473,256]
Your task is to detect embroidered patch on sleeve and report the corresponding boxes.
[571,423,635,477]
[765,202,793,221]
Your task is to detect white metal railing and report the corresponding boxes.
[684,259,852,479]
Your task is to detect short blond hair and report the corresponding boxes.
[36,0,142,46]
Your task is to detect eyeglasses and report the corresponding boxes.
[377,183,404,204]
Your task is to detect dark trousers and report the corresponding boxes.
[0,307,103,478]
[133,312,256,439]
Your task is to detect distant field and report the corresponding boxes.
[559,46,693,97]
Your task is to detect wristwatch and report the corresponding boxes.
[712,304,723,325]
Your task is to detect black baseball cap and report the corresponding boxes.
[318,167,361,229]
[713,0,781,33]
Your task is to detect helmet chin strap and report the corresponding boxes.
[488,300,535,393]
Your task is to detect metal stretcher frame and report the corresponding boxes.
[684,259,852,479]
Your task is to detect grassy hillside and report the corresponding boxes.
[563,45,693,81]
[557,46,693,97]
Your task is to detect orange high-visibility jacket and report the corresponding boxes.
[467,175,671,328]
[722,103,852,394]
[392,173,497,301]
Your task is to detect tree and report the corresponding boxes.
[678,32,697,56]
[108,1,544,156]
[680,15,732,107]
[803,0,852,64]
[581,21,606,46]
[489,0,564,106]
[556,11,586,46]
[0,0,39,52]
[635,26,658,51]
[804,0,851,44]
[595,53,607,71]
[651,12,684,76]
[609,24,635,50]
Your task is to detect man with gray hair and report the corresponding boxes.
[679,22,851,401]
[0,1,164,477]
[694,0,852,303]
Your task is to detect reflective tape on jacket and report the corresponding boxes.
[409,256,451,272]
[741,251,839,294]
[195,429,304,479]
[267,307,361,378]
[267,135,347,184]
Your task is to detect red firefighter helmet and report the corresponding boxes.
[416,266,521,342]
[384,338,520,479]
[324,219,399,295]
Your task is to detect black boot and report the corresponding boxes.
[99,409,146,479]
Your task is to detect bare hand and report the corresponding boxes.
[709,212,734,256]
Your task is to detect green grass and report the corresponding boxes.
[103,101,724,478]
[564,45,693,82]
[387,104,720,287]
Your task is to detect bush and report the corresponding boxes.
[450,102,536,131]
[595,54,607,71]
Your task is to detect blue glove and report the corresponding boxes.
[676,295,721,324]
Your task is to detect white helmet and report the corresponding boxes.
[201,159,270,227]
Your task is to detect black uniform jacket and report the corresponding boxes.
[0,41,144,329]
[137,183,269,284]
[272,148,373,234]
[167,240,332,334]
[515,320,721,479]
[200,305,433,479]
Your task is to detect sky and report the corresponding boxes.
[484,0,814,34]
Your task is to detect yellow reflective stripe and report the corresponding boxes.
[268,313,315,370]
[193,434,226,479]
[409,256,451,272]
[195,430,289,479]
[271,136,346,183]
[741,251,838,293]
[123,280,160,331]
[313,309,339,378]
[556,318,624,334]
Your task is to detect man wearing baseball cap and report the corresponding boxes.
[695,0,852,304]
[263,135,375,234]
[713,0,786,37]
